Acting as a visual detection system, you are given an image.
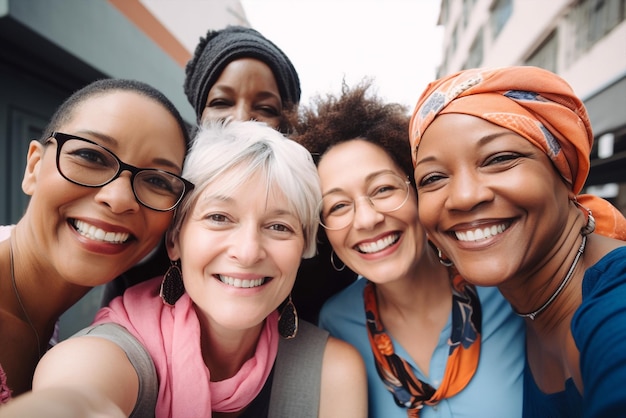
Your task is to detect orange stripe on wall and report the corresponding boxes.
[108,0,191,67]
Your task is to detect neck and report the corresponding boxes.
[198,313,264,382]
[499,224,588,330]
[4,229,91,336]
[375,256,451,318]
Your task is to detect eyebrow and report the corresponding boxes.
[76,129,182,172]
[209,85,281,102]
[200,195,299,216]
[321,169,399,197]
[414,131,512,167]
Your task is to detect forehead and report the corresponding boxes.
[61,91,186,164]
[214,58,279,90]
[320,139,398,174]
[199,172,292,209]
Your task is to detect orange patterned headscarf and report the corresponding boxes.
[409,66,626,240]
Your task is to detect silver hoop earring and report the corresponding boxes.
[330,250,346,271]
[574,201,596,236]
[437,248,454,267]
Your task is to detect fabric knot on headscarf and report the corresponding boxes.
[184,25,301,123]
[409,66,626,240]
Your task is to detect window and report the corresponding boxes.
[464,27,484,69]
[490,0,513,39]
[566,0,626,62]
[525,30,558,73]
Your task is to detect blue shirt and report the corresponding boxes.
[319,278,525,418]
[523,246,626,417]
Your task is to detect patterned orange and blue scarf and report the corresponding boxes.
[364,273,481,417]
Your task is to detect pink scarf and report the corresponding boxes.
[94,277,279,417]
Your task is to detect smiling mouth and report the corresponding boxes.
[454,223,509,242]
[218,275,267,288]
[355,233,400,254]
[71,219,130,244]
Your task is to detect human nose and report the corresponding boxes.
[94,171,140,213]
[232,103,253,122]
[445,169,494,211]
[351,196,384,230]
[227,224,266,266]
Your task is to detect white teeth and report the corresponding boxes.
[455,224,507,242]
[356,233,400,254]
[73,220,130,243]
[219,275,266,288]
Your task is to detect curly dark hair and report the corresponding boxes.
[290,79,414,184]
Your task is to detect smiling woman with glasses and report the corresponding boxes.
[318,172,410,231]
[292,80,525,417]
[0,78,190,402]
[47,132,193,212]
[2,120,368,418]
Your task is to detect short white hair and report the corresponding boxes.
[169,120,321,258]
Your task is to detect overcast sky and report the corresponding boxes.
[240,0,443,110]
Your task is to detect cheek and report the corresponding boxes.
[143,212,175,246]
[201,107,229,123]
[325,230,347,253]
[275,243,304,291]
[254,115,281,130]
[416,191,441,232]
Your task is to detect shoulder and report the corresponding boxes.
[33,332,139,415]
[582,245,626,295]
[319,336,368,417]
[575,246,626,324]
[321,336,365,376]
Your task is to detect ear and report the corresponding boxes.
[21,141,45,196]
[165,229,180,260]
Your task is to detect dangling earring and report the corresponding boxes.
[278,295,298,339]
[330,250,346,272]
[160,259,185,306]
[437,248,454,267]
[574,202,596,236]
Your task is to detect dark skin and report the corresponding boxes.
[0,90,188,397]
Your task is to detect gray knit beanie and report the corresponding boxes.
[184,25,301,123]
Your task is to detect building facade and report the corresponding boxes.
[436,0,626,213]
[0,0,246,338]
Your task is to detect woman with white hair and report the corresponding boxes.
[1,120,367,418]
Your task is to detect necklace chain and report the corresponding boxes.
[9,238,42,359]
[515,235,587,321]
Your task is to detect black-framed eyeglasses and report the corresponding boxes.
[45,132,194,212]
[318,172,411,230]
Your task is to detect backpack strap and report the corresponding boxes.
[72,323,157,418]
[268,320,329,417]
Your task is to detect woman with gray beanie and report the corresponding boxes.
[184,25,301,132]
[105,25,357,325]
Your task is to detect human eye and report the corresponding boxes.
[256,104,281,117]
[416,172,447,189]
[371,183,399,198]
[65,144,114,168]
[207,97,233,109]
[323,196,352,217]
[206,213,231,224]
[268,223,295,233]
[369,175,405,199]
[137,171,181,195]
[484,152,523,166]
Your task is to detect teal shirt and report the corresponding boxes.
[319,278,524,418]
